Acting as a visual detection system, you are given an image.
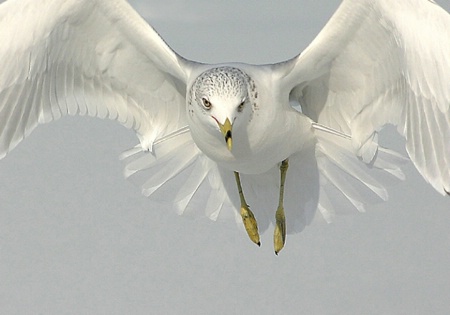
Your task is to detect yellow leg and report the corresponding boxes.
[274,159,288,255]
[234,171,260,246]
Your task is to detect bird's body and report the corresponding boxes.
[0,0,449,253]
[186,65,312,174]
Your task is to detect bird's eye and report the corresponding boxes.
[202,97,212,110]
[237,100,245,112]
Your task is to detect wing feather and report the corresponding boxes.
[0,0,194,159]
[279,0,450,194]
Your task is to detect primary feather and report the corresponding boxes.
[0,0,189,157]
[283,0,450,194]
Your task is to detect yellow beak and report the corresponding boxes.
[218,118,233,151]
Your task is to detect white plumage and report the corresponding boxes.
[0,0,448,237]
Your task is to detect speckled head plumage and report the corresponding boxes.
[192,67,249,104]
[188,66,256,152]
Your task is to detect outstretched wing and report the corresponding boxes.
[0,0,193,158]
[0,0,245,229]
[278,0,450,195]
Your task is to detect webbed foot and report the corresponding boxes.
[241,204,261,246]
[274,205,286,255]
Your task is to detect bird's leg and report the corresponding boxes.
[234,171,260,246]
[274,159,289,255]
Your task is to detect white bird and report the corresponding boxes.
[0,0,449,254]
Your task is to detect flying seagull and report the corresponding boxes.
[0,0,449,255]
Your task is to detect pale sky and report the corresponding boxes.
[1,0,450,314]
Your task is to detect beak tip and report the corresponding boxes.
[227,139,233,151]
[225,131,233,151]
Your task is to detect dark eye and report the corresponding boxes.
[237,100,245,112]
[202,97,212,110]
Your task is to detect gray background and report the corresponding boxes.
[1,0,450,313]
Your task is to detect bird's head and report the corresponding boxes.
[189,67,253,152]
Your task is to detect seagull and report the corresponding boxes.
[0,0,449,255]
